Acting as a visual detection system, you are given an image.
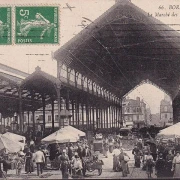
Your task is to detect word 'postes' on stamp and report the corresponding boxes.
[0,7,11,45]
[15,6,59,44]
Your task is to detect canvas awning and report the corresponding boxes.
[41,128,79,144]
[0,134,23,153]
[63,125,86,137]
[3,132,26,144]
[157,122,180,138]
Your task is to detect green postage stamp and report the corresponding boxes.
[0,7,11,45]
[15,6,59,44]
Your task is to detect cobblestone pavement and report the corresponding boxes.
[6,150,156,179]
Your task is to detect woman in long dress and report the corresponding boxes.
[109,137,114,153]
[155,153,166,178]
[119,149,130,177]
[172,151,180,178]
[112,146,120,171]
[165,150,174,177]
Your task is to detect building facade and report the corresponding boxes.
[160,95,173,126]
[122,97,147,128]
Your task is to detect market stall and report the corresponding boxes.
[62,125,86,137]
[157,122,180,139]
[3,132,26,144]
[41,128,79,144]
[0,134,23,153]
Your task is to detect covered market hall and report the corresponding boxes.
[0,0,180,138]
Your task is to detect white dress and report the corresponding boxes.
[173,155,180,177]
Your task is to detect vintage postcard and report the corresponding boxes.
[0,0,180,179]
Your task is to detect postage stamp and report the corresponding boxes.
[15,6,59,44]
[0,7,11,45]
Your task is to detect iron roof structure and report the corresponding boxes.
[54,0,180,99]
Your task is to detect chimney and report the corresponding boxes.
[136,97,140,102]
[115,0,131,4]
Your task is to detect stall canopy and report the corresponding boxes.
[0,134,23,153]
[41,128,79,144]
[63,126,86,137]
[3,132,26,144]
[157,122,180,138]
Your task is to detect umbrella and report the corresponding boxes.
[41,128,79,144]
[0,134,23,153]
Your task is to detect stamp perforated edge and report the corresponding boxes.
[0,6,12,45]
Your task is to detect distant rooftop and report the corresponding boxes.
[0,63,29,79]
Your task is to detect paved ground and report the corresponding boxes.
[5,150,157,179]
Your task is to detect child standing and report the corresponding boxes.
[16,152,25,176]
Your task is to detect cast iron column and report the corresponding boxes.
[51,99,54,132]
[42,94,46,132]
[18,88,23,133]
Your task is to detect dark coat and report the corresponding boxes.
[68,146,73,160]
[77,147,83,159]
[155,158,166,178]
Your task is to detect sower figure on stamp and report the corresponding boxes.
[17,13,54,39]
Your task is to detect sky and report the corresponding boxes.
[127,83,168,114]
[0,0,177,113]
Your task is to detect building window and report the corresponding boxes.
[164,106,168,112]
[55,115,58,121]
[165,114,167,118]
[48,115,51,122]
[24,116,26,122]
[39,115,43,121]
[127,108,130,113]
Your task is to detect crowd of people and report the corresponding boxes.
[130,138,180,178]
[2,129,180,179]
[0,137,96,179]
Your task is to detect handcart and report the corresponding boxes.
[82,155,104,176]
